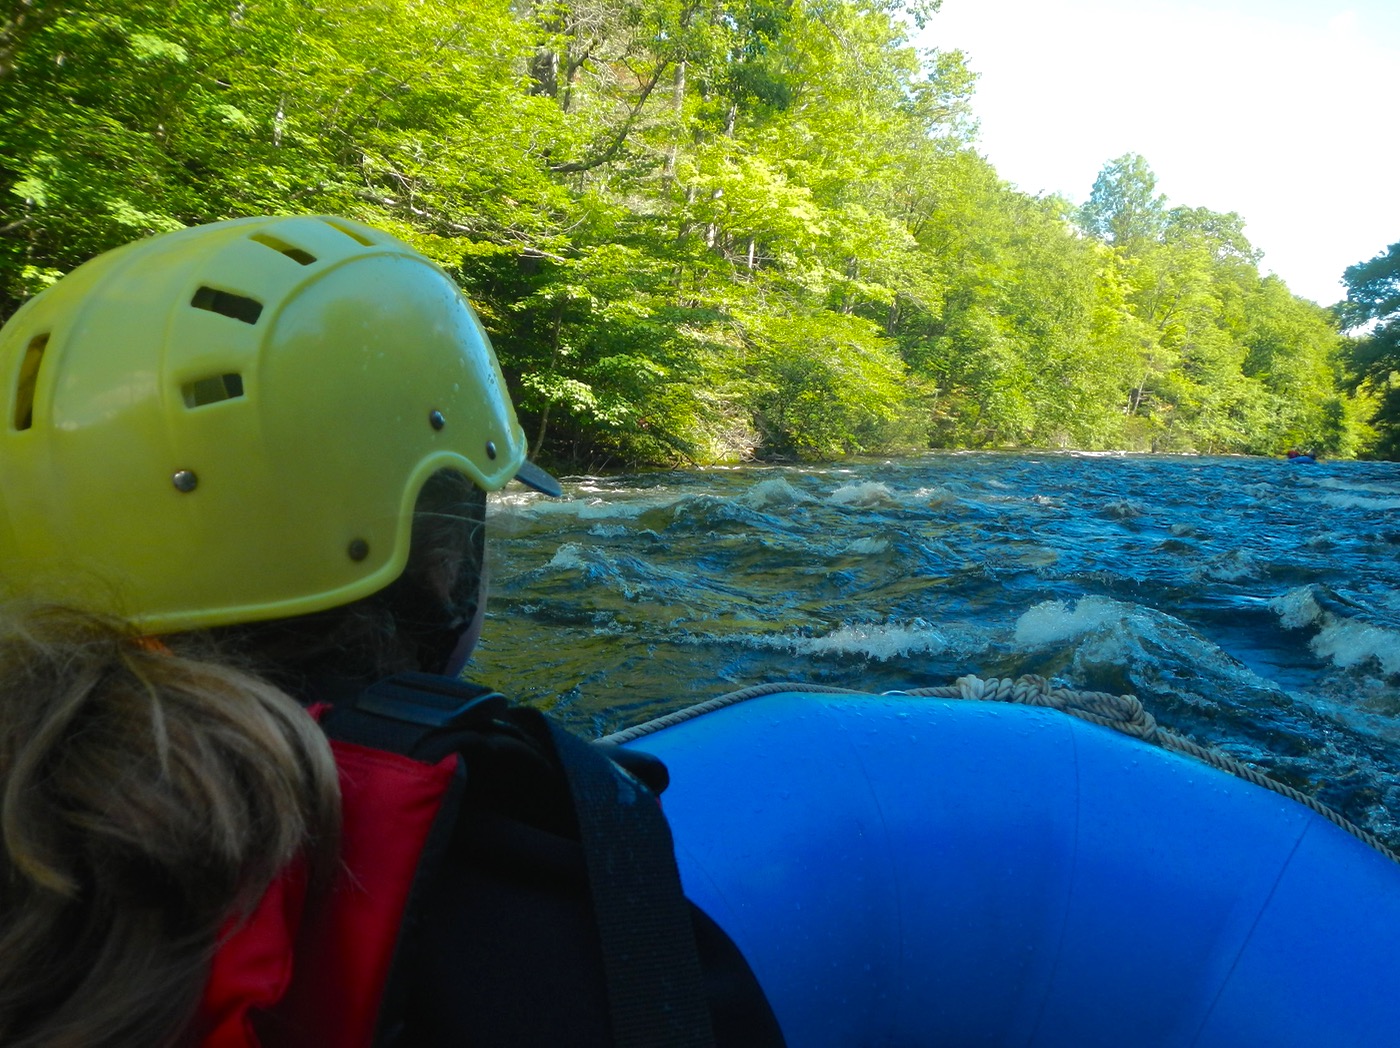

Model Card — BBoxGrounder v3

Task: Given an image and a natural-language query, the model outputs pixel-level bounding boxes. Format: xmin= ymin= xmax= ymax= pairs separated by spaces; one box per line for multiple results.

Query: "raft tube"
xmin=625 ymin=692 xmax=1400 ymax=1047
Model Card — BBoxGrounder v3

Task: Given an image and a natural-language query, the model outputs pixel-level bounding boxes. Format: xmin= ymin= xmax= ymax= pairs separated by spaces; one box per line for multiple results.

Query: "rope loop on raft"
xmin=602 ymin=674 xmax=1399 ymax=867
xmin=947 ymin=674 xmax=1160 ymax=740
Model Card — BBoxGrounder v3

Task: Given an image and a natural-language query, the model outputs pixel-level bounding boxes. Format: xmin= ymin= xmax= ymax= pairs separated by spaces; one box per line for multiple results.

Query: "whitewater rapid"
xmin=471 ymin=452 xmax=1400 ymax=850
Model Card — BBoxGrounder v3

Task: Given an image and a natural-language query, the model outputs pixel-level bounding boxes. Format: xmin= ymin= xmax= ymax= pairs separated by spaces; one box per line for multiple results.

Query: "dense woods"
xmin=1 ymin=0 xmax=1390 ymax=464
xmin=1338 ymin=242 xmax=1400 ymax=459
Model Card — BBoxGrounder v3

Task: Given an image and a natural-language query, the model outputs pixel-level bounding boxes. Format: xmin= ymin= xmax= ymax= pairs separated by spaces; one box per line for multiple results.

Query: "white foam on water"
xmin=1074 ymin=629 xmax=1132 ymax=667
xmin=786 ymin=621 xmax=948 ymax=660
xmin=1099 ymin=499 xmax=1143 ymax=520
xmin=1311 ymin=475 xmax=1400 ymax=496
xmin=546 ymin=542 xmax=589 ymax=570
xmin=844 ymin=536 xmax=890 ymax=555
xmin=495 ymin=494 xmax=672 ymax=522
xmin=1013 ymin=596 xmax=1286 ymax=706
xmin=1013 ymin=596 xmax=1126 ymax=646
xmin=826 ymin=481 xmax=895 ymax=506
xmin=723 ymin=619 xmax=960 ymax=661
xmin=488 ymin=490 xmax=549 ymax=509
xmin=1312 ymin=618 xmax=1400 ymax=676
xmin=912 ymin=485 xmax=956 ymax=505
xmin=1191 ymin=549 xmax=1261 ymax=583
xmin=584 ymin=498 xmax=670 ymax=520
xmin=587 ymin=524 xmax=631 ymax=538
xmin=1272 ymin=587 xmax=1400 ymax=676
xmin=738 ymin=477 xmax=809 ymax=509
xmin=1316 ymin=493 xmax=1400 ymax=511
xmin=1270 ymin=587 xmax=1322 ymax=629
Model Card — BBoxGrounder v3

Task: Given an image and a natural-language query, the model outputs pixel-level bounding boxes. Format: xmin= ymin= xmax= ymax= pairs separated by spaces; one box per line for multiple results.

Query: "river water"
xmin=469 ymin=452 xmax=1400 ymax=852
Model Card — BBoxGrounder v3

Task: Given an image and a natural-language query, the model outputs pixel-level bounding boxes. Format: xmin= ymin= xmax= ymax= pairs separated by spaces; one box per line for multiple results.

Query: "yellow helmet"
xmin=0 ymin=215 xmax=558 ymax=633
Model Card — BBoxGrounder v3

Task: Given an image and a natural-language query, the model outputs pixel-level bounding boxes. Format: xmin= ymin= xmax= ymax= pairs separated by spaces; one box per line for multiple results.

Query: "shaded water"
xmin=470 ymin=452 xmax=1400 ymax=851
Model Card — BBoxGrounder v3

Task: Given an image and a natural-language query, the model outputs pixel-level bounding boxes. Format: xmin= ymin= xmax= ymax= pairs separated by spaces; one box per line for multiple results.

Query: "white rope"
xmin=602 ymin=674 xmax=1399 ymax=866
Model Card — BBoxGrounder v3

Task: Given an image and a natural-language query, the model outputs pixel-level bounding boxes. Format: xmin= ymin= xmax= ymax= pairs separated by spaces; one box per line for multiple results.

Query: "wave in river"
xmin=475 ymin=452 xmax=1400 ymax=850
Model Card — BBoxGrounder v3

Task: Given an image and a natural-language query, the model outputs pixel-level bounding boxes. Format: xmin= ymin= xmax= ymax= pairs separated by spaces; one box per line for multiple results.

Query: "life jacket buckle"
xmin=353 ymin=671 xmax=507 ymax=728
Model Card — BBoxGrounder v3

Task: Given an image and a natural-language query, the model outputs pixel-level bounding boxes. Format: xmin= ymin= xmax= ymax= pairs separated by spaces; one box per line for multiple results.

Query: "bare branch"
xmin=549 ymin=59 xmax=668 ymax=175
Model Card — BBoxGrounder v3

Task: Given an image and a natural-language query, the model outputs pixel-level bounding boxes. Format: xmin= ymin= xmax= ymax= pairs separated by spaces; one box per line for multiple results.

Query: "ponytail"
xmin=0 ymin=605 xmax=340 ymax=1047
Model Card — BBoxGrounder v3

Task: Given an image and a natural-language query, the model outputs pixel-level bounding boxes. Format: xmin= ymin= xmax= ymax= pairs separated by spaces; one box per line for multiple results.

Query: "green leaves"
xmin=739 ymin=308 xmax=918 ymax=457
xmin=0 ymin=0 xmax=1367 ymax=459
xmin=1063 ymin=154 xmax=1370 ymax=455
xmin=126 ymin=32 xmax=188 ymax=63
xmin=1078 ymin=153 xmax=1168 ymax=249
xmin=1339 ymin=241 xmax=1400 ymax=457
xmin=10 ymin=176 xmax=46 ymax=207
xmin=1340 ymin=242 xmax=1400 ymax=331
xmin=105 ymin=199 xmax=184 ymax=233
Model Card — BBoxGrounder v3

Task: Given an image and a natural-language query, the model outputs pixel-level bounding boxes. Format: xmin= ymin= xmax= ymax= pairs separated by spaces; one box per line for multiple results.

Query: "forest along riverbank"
xmin=469 ymin=451 xmax=1400 ymax=852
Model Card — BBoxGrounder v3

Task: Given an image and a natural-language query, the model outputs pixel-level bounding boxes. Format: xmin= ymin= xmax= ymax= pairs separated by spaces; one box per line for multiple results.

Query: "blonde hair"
xmin=0 ymin=605 xmax=340 ymax=1047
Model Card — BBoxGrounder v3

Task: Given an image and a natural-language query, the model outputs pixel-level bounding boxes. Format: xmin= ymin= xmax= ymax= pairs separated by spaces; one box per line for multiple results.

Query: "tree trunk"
xmin=534 ymin=298 xmax=567 ymax=454
xmin=664 ymin=60 xmax=686 ymax=185
xmin=529 ymin=49 xmax=560 ymax=98
xmin=705 ymin=104 xmax=738 ymax=251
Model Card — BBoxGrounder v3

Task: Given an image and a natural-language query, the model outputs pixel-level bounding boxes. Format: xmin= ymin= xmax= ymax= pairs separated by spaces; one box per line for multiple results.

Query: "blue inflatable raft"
xmin=621 ymin=691 xmax=1400 ymax=1047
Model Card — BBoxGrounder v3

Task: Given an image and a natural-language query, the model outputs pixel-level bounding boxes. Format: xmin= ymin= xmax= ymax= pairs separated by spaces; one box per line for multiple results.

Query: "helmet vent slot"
xmin=182 ymin=373 xmax=245 ymax=408
xmin=322 ymin=219 xmax=374 ymax=247
xmin=191 ymin=286 xmax=263 ymax=325
xmin=11 ymin=333 xmax=48 ymax=431
xmin=251 ymin=233 xmax=317 ymax=266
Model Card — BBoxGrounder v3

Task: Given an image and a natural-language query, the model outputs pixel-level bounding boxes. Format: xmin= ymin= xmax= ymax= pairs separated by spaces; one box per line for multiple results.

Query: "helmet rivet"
xmin=485 ymin=440 xmax=498 ymax=460
xmin=347 ymin=538 xmax=370 ymax=562
xmin=172 ymin=470 xmax=198 ymax=493
xmin=429 ymin=409 xmax=446 ymax=431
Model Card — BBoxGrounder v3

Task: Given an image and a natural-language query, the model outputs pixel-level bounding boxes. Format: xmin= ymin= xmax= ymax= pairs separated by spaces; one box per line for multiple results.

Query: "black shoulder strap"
xmin=317 ymin=670 xmax=508 ymax=758
xmin=526 ymin=708 xmax=717 ymax=1048
xmin=320 ymin=674 xmax=717 ymax=1048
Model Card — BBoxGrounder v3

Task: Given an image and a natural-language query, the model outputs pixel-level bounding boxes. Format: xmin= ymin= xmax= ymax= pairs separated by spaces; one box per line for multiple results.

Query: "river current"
xmin=469 ymin=452 xmax=1400 ymax=852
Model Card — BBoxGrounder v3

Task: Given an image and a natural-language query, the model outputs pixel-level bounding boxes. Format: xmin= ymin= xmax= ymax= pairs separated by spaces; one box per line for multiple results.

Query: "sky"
xmin=921 ymin=0 xmax=1400 ymax=306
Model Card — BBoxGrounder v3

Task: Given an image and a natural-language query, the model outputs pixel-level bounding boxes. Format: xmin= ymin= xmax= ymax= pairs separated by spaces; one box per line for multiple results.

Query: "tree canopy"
xmin=0 ymin=2 xmax=1380 ymax=464
xmin=1337 ymin=242 xmax=1400 ymax=457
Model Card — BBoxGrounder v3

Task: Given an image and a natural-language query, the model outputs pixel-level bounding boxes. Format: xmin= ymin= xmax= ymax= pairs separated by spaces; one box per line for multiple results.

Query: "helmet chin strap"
xmin=383 ymin=528 xmax=488 ymax=676
xmin=441 ymin=592 xmax=488 ymax=677
xmin=384 ymin=588 xmax=478 ymax=676
xmin=381 ymin=474 xmax=490 ymax=676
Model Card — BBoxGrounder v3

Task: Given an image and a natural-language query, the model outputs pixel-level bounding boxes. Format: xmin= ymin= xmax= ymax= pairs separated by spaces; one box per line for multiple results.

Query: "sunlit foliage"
xmin=0 ymin=4 xmax=1372 ymax=463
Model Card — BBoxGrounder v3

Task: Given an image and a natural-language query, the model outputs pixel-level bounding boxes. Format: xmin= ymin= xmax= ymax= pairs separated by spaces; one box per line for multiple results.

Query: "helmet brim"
xmin=514 ymin=459 xmax=563 ymax=497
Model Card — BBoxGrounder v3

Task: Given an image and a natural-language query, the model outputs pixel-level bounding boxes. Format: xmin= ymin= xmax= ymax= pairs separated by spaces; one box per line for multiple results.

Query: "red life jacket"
xmin=191 ymin=673 xmax=732 ymax=1048
xmin=195 ymin=707 xmax=459 ymax=1048
xmin=190 ymin=671 xmax=767 ymax=1046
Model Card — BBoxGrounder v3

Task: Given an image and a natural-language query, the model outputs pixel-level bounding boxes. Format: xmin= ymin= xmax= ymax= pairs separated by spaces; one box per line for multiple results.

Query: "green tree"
xmin=0 ymin=0 xmax=1363 ymax=465
xmin=907 ymin=150 xmax=1133 ymax=449
xmin=1078 ymin=153 xmax=1167 ymax=251
xmin=1338 ymin=241 xmax=1400 ymax=457
xmin=1242 ymin=276 xmax=1354 ymax=455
